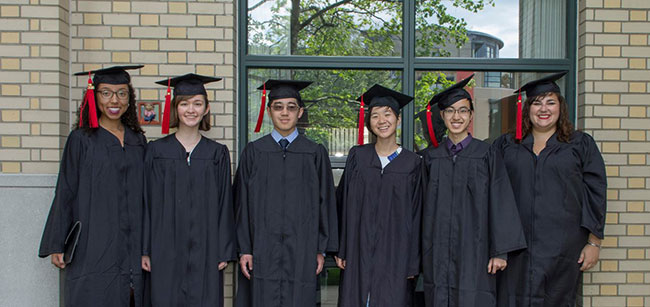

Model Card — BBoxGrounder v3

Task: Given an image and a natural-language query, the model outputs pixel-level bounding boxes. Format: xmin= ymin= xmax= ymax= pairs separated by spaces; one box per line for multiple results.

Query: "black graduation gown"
xmin=421 ymin=138 xmax=527 ymax=307
xmin=234 ymin=134 xmax=338 ymax=307
xmin=38 ymin=127 xmax=146 ymax=307
xmin=492 ymin=132 xmax=607 ymax=307
xmin=336 ymin=144 xmax=423 ymax=307
xmin=143 ymin=135 xmax=236 ymax=307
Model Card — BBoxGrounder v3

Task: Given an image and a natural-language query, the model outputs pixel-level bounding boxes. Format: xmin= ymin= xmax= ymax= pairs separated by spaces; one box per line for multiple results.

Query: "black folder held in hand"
xmin=64 ymin=221 xmax=82 ymax=264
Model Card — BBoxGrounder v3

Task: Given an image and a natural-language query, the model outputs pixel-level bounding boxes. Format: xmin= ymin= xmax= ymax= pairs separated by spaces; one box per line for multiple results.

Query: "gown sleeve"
xmin=487 ymin=145 xmax=527 ymax=257
xmin=334 ymin=147 xmax=357 ymax=260
xmin=215 ymin=146 xmax=237 ymax=262
xmin=578 ymin=133 xmax=608 ymax=239
xmin=142 ymin=143 xmax=154 ymax=256
xmin=234 ymin=144 xmax=253 ymax=255
xmin=38 ymin=131 xmax=83 ymax=257
xmin=407 ymin=157 xmax=424 ymax=277
xmin=317 ymin=144 xmax=338 ymax=254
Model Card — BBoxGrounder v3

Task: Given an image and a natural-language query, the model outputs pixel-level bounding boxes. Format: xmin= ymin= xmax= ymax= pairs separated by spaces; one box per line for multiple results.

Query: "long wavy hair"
xmin=517 ymin=92 xmax=574 ymax=143
xmin=74 ymin=83 xmax=144 ymax=134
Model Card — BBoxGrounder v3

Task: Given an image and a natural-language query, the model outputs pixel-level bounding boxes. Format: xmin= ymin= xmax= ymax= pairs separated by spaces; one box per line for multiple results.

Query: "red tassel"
xmin=80 ymin=72 xmax=98 ymax=128
xmin=516 ymin=90 xmax=522 ymax=140
xmin=254 ymin=84 xmax=266 ymax=133
xmin=161 ymin=78 xmax=172 ymax=134
xmin=357 ymin=95 xmax=365 ymax=145
xmin=426 ymin=104 xmax=439 ymax=148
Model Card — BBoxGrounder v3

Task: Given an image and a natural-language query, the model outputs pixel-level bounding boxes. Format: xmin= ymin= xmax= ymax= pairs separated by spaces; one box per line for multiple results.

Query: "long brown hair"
xmin=74 ymin=83 xmax=144 ymax=134
xmin=170 ymin=94 xmax=211 ymax=131
xmin=518 ymin=92 xmax=574 ymax=143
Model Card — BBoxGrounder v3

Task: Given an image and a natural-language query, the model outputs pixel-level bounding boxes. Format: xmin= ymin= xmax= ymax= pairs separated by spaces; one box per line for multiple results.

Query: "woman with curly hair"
xmin=38 ymin=65 xmax=148 ymax=307
xmin=493 ymin=72 xmax=607 ymax=307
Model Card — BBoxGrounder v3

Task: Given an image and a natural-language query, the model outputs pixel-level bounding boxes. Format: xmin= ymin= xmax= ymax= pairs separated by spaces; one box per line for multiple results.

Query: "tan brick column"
xmin=578 ymin=0 xmax=650 ymax=306
xmin=0 ymin=0 xmax=71 ymax=174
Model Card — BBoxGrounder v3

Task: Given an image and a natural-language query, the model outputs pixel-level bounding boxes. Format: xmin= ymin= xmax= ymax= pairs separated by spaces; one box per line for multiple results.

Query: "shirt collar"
xmin=446 ymin=133 xmax=472 ymax=154
xmin=271 ymin=128 xmax=299 ymax=144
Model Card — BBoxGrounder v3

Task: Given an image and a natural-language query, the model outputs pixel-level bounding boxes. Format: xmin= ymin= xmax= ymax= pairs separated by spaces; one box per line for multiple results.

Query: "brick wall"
xmin=1 ymin=0 xmax=237 ymax=305
xmin=0 ymin=0 xmax=70 ymax=174
xmin=70 ymin=0 xmax=237 ymax=152
xmin=578 ymin=0 xmax=650 ymax=306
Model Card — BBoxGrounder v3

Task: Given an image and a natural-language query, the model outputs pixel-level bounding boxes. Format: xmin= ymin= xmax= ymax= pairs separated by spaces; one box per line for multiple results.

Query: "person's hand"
xmin=334 ymin=256 xmax=346 ymax=270
xmin=316 ymin=254 xmax=325 ymax=275
xmin=579 ymin=234 xmax=601 ymax=271
xmin=141 ymin=256 xmax=151 ymax=272
xmin=487 ymin=257 xmax=507 ymax=274
xmin=218 ymin=262 xmax=228 ymax=271
xmin=50 ymin=253 xmax=65 ymax=269
xmin=407 ymin=276 xmax=415 ymax=279
xmin=240 ymin=254 xmax=253 ymax=279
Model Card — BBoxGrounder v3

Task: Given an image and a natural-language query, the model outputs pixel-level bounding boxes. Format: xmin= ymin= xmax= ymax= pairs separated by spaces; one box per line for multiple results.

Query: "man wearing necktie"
xmin=234 ymin=80 xmax=338 ymax=307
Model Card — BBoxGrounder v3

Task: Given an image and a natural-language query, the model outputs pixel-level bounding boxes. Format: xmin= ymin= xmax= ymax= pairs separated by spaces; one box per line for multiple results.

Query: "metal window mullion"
xmin=566 ymin=0 xmax=578 ymax=124
xmin=401 ymin=0 xmax=415 ymax=151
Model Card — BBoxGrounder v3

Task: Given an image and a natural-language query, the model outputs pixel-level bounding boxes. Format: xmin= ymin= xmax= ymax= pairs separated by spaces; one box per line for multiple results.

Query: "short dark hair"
xmin=170 ymin=94 xmax=211 ymax=131
xmin=364 ymin=105 xmax=399 ymax=137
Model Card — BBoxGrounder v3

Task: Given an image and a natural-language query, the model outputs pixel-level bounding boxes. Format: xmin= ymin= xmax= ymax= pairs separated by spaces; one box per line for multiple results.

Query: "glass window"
xmin=415 ymin=0 xmax=566 ymax=58
xmin=247 ymin=0 xmax=403 ymax=56
xmin=247 ymin=68 xmax=402 ymax=156
xmin=413 ymin=70 xmax=567 ymax=151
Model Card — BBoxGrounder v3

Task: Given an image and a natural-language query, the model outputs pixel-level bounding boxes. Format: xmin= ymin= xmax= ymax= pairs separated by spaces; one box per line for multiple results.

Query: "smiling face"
xmin=369 ymin=106 xmax=400 ymax=140
xmin=440 ymin=98 xmax=473 ymax=136
xmin=176 ymin=94 xmax=209 ymax=129
xmin=529 ymin=92 xmax=560 ymax=133
xmin=96 ymin=83 xmax=130 ymax=122
xmin=267 ymin=98 xmax=303 ymax=136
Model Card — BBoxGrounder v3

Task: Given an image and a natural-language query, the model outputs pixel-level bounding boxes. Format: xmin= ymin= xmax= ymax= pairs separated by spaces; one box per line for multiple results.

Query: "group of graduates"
xmin=38 ymin=65 xmax=607 ymax=307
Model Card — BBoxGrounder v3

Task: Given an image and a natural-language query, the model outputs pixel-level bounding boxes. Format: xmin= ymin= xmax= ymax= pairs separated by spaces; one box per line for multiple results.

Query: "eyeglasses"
xmin=270 ymin=104 xmax=300 ymax=112
xmin=98 ymin=89 xmax=129 ymax=100
xmin=442 ymin=107 xmax=471 ymax=117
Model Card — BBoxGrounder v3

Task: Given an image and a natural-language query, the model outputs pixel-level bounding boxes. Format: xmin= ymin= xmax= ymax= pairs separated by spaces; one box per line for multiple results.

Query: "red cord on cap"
xmin=79 ymin=71 xmax=98 ymax=128
xmin=357 ymin=95 xmax=365 ymax=145
xmin=426 ymin=104 xmax=439 ymax=148
xmin=254 ymin=83 xmax=266 ymax=133
xmin=161 ymin=78 xmax=172 ymax=134
xmin=516 ymin=90 xmax=522 ymax=140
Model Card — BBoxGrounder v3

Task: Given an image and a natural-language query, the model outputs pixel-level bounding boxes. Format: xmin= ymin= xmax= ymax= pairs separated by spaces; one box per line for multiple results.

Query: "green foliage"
xmin=247 ymin=0 xmax=493 ymax=148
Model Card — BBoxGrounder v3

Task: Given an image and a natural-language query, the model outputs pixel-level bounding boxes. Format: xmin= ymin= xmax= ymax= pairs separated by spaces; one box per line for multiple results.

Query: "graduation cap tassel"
xmin=254 ymin=83 xmax=266 ymax=133
xmin=161 ymin=78 xmax=172 ymax=134
xmin=80 ymin=72 xmax=99 ymax=128
xmin=515 ymin=90 xmax=523 ymax=140
xmin=426 ymin=104 xmax=439 ymax=148
xmin=357 ymin=95 xmax=365 ymax=145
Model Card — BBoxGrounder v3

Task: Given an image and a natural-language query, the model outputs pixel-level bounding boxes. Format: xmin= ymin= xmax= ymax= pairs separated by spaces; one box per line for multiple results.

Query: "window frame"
xmin=237 ymin=0 xmax=578 ymax=154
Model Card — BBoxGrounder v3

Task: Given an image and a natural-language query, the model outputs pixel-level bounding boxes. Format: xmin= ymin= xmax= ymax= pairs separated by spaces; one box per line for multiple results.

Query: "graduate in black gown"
xmin=234 ymin=80 xmax=338 ymax=307
xmin=421 ymin=74 xmax=527 ymax=307
xmin=38 ymin=65 xmax=147 ymax=307
xmin=493 ymin=72 xmax=607 ymax=307
xmin=141 ymin=74 xmax=236 ymax=306
xmin=336 ymin=85 xmax=424 ymax=307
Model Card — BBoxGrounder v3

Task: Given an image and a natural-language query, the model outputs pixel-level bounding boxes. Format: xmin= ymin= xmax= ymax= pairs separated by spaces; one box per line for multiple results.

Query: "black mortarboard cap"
xmin=416 ymin=108 xmax=445 ymax=148
xmin=429 ymin=74 xmax=474 ymax=109
xmin=257 ymin=79 xmax=312 ymax=106
xmin=356 ymin=84 xmax=413 ymax=114
xmin=515 ymin=71 xmax=567 ymax=98
xmin=155 ymin=73 xmax=222 ymax=96
xmin=74 ymin=65 xmax=144 ymax=85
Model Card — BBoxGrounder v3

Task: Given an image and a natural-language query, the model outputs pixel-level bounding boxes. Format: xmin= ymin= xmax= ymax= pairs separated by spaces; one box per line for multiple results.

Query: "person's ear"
xmin=297 ymin=107 xmax=304 ymax=119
